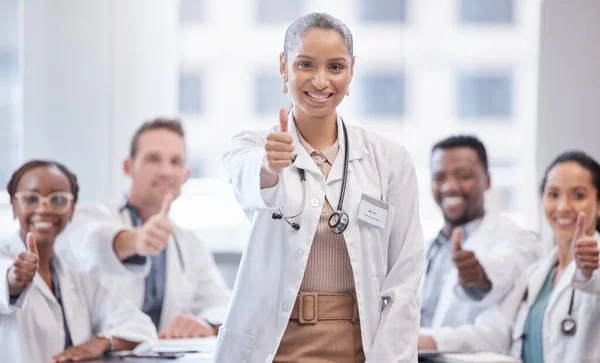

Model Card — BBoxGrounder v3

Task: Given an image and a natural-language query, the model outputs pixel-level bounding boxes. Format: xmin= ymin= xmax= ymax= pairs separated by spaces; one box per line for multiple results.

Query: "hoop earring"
xmin=282 ymin=82 xmax=288 ymax=94
xmin=345 ymin=87 xmax=350 ymax=96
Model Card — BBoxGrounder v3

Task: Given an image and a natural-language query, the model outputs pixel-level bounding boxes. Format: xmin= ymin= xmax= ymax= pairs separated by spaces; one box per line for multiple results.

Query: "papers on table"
xmin=429 ymin=352 xmax=521 ymax=363
xmin=150 ymin=336 xmax=218 ymax=353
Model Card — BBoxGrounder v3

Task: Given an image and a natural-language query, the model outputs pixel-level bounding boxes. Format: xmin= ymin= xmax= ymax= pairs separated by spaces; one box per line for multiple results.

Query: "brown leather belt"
xmin=289 ymin=292 xmax=359 ymax=325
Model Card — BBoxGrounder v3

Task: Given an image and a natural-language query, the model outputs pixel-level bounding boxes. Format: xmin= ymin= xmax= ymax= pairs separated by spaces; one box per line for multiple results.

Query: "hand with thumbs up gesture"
xmin=572 ymin=212 xmax=600 ymax=279
xmin=451 ymin=228 xmax=492 ymax=290
xmin=7 ymin=232 xmax=39 ymax=297
xmin=131 ymin=193 xmax=175 ymax=257
xmin=264 ymin=107 xmax=295 ymax=173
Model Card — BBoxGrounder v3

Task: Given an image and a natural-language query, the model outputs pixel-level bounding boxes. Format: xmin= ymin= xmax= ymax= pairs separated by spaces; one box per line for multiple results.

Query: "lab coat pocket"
xmin=360 ymin=205 xmax=395 ymax=277
xmin=215 ymin=327 xmax=255 ymax=363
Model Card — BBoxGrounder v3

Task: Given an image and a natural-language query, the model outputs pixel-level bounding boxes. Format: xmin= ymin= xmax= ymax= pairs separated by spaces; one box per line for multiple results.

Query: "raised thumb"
xmin=26 ymin=232 xmax=38 ymax=255
xmin=451 ymin=228 xmax=463 ymax=252
xmin=279 ymin=107 xmax=289 ymax=133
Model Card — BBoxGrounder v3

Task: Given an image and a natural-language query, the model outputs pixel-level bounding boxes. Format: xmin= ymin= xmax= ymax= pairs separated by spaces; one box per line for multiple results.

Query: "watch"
xmin=96 ymin=333 xmax=114 ymax=353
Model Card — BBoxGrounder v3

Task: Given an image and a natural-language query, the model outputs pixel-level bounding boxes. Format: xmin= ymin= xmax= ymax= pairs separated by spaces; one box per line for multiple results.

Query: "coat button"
xmin=282 ymin=303 xmax=289 ymax=312
xmin=310 ymin=198 xmax=320 ymax=207
xmin=295 ymin=249 xmax=304 ymax=258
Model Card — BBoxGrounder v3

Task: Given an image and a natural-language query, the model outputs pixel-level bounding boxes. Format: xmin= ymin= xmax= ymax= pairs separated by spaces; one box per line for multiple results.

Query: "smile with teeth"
xmin=305 ymin=91 xmax=333 ymax=99
xmin=555 ymin=218 xmax=576 ymax=226
xmin=442 ymin=196 xmax=465 ymax=208
xmin=32 ymin=221 xmax=55 ymax=229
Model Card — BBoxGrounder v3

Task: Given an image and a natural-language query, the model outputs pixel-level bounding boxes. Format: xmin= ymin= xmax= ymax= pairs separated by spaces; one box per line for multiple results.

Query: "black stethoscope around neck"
xmin=520 ymin=286 xmax=577 ymax=336
xmin=271 ymin=117 xmax=350 ymax=234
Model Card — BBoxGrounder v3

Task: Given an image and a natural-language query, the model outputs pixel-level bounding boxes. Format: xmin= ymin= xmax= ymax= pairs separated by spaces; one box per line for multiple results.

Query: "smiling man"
xmin=56 ymin=118 xmax=231 ymax=338
xmin=420 ymin=135 xmax=540 ymax=328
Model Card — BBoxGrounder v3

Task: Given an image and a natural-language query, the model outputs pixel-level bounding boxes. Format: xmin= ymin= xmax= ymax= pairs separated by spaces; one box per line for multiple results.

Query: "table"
xmin=93 ymin=353 xmax=212 ymax=362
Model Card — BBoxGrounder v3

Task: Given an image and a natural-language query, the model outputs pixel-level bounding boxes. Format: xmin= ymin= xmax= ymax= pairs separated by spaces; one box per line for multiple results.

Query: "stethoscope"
xmin=271 ymin=117 xmax=350 ymax=234
xmin=119 ymin=200 xmax=186 ymax=273
xmin=520 ymin=287 xmax=577 ymax=336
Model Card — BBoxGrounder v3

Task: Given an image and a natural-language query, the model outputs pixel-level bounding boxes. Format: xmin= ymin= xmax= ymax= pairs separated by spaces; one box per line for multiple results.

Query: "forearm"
xmin=113 ymin=337 xmax=140 ymax=352
xmin=260 ymin=166 xmax=279 ymax=189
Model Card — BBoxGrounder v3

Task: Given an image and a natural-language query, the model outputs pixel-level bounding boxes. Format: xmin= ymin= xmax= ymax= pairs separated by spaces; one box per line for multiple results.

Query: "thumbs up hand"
xmin=264 ymin=107 xmax=295 ymax=175
xmin=451 ymin=227 xmax=491 ymax=289
xmin=572 ymin=212 xmax=600 ymax=279
xmin=132 ymin=193 xmax=175 ymax=256
xmin=7 ymin=232 xmax=39 ymax=297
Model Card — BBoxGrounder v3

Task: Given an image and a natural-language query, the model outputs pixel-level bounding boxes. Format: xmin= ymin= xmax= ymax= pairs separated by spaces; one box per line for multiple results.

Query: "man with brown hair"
xmin=57 ymin=118 xmax=231 ymax=339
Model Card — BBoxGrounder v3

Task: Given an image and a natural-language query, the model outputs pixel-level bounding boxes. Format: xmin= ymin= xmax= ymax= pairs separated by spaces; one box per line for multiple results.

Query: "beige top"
xmin=296 ymin=130 xmax=356 ymax=294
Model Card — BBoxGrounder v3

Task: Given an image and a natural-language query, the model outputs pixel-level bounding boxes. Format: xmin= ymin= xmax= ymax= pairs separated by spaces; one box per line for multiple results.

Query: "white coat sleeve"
xmin=367 ymin=147 xmax=425 ymax=363
xmin=81 ymin=271 xmax=157 ymax=344
xmin=222 ymin=130 xmax=288 ymax=211
xmin=184 ymin=231 xmax=231 ymax=324
xmin=572 ymin=268 xmax=600 ymax=294
xmin=58 ymin=203 xmax=149 ymax=275
xmin=430 ymin=275 xmax=526 ymax=354
xmin=0 ymin=251 xmax=32 ymax=314
xmin=454 ymin=228 xmax=541 ymax=307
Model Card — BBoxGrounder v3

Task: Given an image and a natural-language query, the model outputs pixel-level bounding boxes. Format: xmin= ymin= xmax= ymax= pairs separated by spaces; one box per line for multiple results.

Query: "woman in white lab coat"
xmin=419 ymin=151 xmax=600 ymax=363
xmin=214 ymin=12 xmax=425 ymax=363
xmin=0 ymin=160 xmax=156 ymax=363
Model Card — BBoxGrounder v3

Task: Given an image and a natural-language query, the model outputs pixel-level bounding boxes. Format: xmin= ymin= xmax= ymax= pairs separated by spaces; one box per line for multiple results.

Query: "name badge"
xmin=358 ymin=194 xmax=388 ymax=229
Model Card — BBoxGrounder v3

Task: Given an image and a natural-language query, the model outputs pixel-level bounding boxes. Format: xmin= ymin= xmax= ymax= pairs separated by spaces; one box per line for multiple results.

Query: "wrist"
xmin=96 ymin=334 xmax=114 ymax=353
xmin=260 ymin=160 xmax=280 ymax=189
xmin=7 ymin=270 xmax=24 ymax=297
xmin=113 ymin=230 xmax=137 ymax=260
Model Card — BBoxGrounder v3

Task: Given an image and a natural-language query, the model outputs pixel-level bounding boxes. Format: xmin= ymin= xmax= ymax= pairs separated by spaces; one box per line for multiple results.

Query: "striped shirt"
xmin=297 ymin=131 xmax=355 ymax=294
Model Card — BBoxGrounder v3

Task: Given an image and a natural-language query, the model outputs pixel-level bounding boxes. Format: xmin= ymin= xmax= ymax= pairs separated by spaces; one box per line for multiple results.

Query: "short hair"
xmin=7 ymin=160 xmax=80 ymax=203
xmin=283 ymin=12 xmax=353 ymax=63
xmin=431 ymin=135 xmax=489 ymax=172
xmin=130 ymin=118 xmax=185 ymax=158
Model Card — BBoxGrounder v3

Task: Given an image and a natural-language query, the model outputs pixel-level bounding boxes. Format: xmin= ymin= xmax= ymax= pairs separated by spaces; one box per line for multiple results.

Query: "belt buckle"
xmin=298 ymin=292 xmax=319 ymax=324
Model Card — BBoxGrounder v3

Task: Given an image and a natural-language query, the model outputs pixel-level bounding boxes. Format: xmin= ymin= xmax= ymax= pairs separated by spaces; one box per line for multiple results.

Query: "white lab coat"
xmin=423 ymin=212 xmax=541 ymax=328
xmin=0 ymin=234 xmax=157 ymax=363
xmin=429 ymin=232 xmax=600 ymax=363
xmin=54 ymin=200 xmax=231 ymax=331
xmin=214 ymin=115 xmax=426 ymax=363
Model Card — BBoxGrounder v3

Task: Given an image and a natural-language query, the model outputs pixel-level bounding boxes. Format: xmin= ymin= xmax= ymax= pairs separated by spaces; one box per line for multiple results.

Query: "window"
xmin=177 ymin=1 xmax=541 ymax=251
xmin=0 ymin=0 xmax=21 ymax=240
xmin=254 ymin=72 xmax=291 ymax=116
xmin=188 ymin=158 xmax=206 ymax=179
xmin=179 ymin=71 xmax=202 ymax=115
xmin=459 ymin=0 xmax=514 ymax=25
xmin=458 ymin=73 xmax=512 ymax=118
xmin=257 ymin=0 xmax=304 ymax=24
xmin=359 ymin=74 xmax=405 ymax=117
xmin=360 ymin=0 xmax=408 ymax=23
xmin=179 ymin=0 xmax=204 ymax=25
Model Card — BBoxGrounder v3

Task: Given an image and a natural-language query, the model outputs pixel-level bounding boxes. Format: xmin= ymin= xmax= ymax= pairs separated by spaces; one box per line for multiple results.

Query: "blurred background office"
xmin=1 ymin=0 xmax=599 ymax=287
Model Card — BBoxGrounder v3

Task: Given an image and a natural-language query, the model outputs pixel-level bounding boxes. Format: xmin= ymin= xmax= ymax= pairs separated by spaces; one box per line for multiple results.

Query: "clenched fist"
xmin=264 ymin=107 xmax=295 ymax=175
xmin=451 ymin=228 xmax=491 ymax=289
xmin=572 ymin=212 xmax=600 ymax=279
xmin=131 ymin=193 xmax=175 ymax=256
xmin=7 ymin=232 xmax=39 ymax=297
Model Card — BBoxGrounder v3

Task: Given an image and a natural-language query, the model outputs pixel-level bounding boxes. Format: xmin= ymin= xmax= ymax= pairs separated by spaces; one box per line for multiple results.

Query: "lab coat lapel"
xmin=460 ymin=212 xmax=496 ymax=251
xmin=430 ymin=269 xmax=458 ymax=327
xmin=53 ymin=256 xmax=90 ymax=345
xmin=159 ymin=234 xmax=187 ymax=331
xmin=287 ymin=115 xmax=321 ymax=177
xmin=546 ymin=258 xmax=576 ymax=314
xmin=327 ymin=115 xmax=368 ymax=186
xmin=526 ymin=249 xmax=559 ymax=307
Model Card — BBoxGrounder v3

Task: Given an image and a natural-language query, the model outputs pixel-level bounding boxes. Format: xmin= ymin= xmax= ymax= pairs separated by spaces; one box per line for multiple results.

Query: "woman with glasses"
xmin=0 ymin=160 xmax=157 ymax=363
